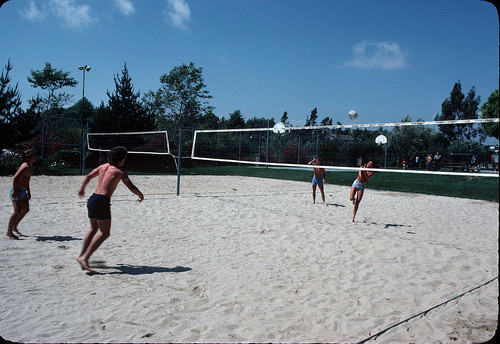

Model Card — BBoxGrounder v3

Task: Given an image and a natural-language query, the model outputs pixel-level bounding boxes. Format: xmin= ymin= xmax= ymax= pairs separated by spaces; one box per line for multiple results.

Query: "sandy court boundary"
xmin=0 ymin=174 xmax=498 ymax=343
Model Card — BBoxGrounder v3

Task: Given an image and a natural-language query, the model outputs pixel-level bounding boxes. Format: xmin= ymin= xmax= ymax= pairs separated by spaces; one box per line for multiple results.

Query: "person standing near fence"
xmin=426 ymin=153 xmax=433 ymax=171
xmin=433 ymin=152 xmax=442 ymax=171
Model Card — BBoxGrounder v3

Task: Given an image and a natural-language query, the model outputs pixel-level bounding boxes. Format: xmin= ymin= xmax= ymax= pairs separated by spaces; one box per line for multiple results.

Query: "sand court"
xmin=0 ymin=174 xmax=498 ymax=342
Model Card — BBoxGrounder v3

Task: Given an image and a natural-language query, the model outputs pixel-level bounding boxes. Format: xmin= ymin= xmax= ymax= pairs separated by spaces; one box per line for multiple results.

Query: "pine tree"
xmin=0 ymin=59 xmax=23 ymax=150
xmin=435 ymin=81 xmax=480 ymax=142
xmin=92 ymin=63 xmax=154 ymax=132
xmin=0 ymin=59 xmax=22 ymax=123
xmin=305 ymin=107 xmax=318 ymax=126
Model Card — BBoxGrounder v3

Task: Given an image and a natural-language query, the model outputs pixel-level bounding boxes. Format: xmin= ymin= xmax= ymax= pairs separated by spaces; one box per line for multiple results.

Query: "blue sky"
xmin=1 ymin=0 xmax=498 ymax=127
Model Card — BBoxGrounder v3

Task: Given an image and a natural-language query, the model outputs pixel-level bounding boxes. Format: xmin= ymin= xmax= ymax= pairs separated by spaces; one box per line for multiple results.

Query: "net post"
xmin=266 ymin=121 xmax=269 ymax=167
xmin=176 ymin=128 xmax=183 ymax=196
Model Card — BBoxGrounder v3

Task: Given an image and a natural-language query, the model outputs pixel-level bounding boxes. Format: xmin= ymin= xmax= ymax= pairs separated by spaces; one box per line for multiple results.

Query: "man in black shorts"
xmin=76 ymin=146 xmax=144 ymax=272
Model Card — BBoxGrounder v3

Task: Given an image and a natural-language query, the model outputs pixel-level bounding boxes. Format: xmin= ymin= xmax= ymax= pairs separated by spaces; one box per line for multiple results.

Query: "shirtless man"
xmin=350 ymin=161 xmax=380 ymax=222
xmin=76 ymin=146 xmax=144 ymax=272
xmin=7 ymin=148 xmax=36 ymax=239
xmin=308 ymin=157 xmax=327 ymax=206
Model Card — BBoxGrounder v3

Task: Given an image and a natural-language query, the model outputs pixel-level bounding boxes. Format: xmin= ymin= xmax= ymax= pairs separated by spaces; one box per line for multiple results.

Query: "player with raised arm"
xmin=76 ymin=146 xmax=144 ymax=273
xmin=308 ymin=157 xmax=327 ymax=206
xmin=350 ymin=161 xmax=380 ymax=222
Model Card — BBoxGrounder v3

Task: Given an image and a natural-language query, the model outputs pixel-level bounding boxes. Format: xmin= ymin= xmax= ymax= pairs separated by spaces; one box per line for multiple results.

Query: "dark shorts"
xmin=87 ymin=193 xmax=111 ymax=220
xmin=10 ymin=187 xmax=29 ymax=201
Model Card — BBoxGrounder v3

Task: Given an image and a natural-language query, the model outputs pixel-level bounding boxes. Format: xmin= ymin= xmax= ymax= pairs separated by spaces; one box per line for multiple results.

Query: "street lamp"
xmin=78 ymin=65 xmax=91 ymax=175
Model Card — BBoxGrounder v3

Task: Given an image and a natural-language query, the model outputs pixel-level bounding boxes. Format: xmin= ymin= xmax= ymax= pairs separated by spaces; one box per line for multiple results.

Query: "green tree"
xmin=320 ymin=117 xmax=332 ymax=126
xmin=144 ymin=62 xmax=213 ymax=128
xmin=0 ymin=59 xmax=23 ymax=149
xmin=458 ymin=87 xmax=481 ymax=140
xmin=198 ymin=109 xmax=221 ymax=129
xmin=435 ymin=81 xmax=480 ymax=142
xmin=246 ymin=116 xmax=273 ymax=128
xmin=388 ymin=116 xmax=437 ymax=164
xmin=91 ymin=63 xmax=154 ymax=132
xmin=280 ymin=111 xmax=289 ymax=126
xmin=225 ymin=110 xmax=245 ymax=129
xmin=27 ymin=62 xmax=77 ymax=114
xmin=305 ymin=107 xmax=318 ymax=126
xmin=480 ymin=89 xmax=499 ymax=140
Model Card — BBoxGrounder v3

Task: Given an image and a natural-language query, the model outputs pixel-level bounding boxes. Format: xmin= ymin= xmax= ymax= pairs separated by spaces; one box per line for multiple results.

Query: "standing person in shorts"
xmin=350 ymin=161 xmax=380 ymax=222
xmin=7 ymin=148 xmax=36 ymax=239
xmin=308 ymin=157 xmax=327 ymax=206
xmin=76 ymin=146 xmax=144 ymax=272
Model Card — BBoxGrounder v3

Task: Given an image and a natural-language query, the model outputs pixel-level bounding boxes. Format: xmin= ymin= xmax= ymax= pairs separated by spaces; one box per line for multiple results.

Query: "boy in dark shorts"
xmin=76 ymin=146 xmax=144 ymax=272
xmin=7 ymin=148 xmax=36 ymax=239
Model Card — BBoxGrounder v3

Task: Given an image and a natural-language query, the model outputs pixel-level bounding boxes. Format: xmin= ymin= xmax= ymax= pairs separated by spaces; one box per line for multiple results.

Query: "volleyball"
xmin=348 ymin=110 xmax=358 ymax=120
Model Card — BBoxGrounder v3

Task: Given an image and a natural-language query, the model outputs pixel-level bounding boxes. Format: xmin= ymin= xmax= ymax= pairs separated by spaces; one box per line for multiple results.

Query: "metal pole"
xmin=81 ymin=69 xmax=85 ymax=175
xmin=176 ymin=129 xmax=183 ymax=196
xmin=258 ymin=132 xmax=261 ymax=162
xmin=298 ymin=134 xmax=301 ymax=164
xmin=384 ymin=143 xmax=387 ymax=168
xmin=216 ymin=132 xmax=219 ymax=167
xmin=41 ymin=115 xmax=45 ymax=158
xmin=266 ymin=121 xmax=269 ymax=167
xmin=316 ymin=132 xmax=319 ymax=157
xmin=84 ymin=119 xmax=88 ymax=172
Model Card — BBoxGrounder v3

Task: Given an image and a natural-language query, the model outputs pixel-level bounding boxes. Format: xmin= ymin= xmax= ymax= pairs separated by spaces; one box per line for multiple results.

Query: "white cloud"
xmin=344 ymin=41 xmax=407 ymax=70
xmin=164 ymin=0 xmax=191 ymax=30
xmin=48 ymin=0 xmax=93 ymax=29
xmin=20 ymin=1 xmax=48 ymax=21
xmin=114 ymin=0 xmax=135 ymax=16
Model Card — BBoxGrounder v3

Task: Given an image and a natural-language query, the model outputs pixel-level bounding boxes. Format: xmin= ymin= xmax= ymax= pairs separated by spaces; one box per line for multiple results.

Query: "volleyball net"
xmin=87 ymin=131 xmax=171 ymax=155
xmin=191 ymin=119 xmax=499 ymax=178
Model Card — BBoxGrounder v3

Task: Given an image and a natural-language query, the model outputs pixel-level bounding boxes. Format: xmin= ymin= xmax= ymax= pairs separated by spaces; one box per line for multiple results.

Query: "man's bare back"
xmin=78 ymin=163 xmax=143 ymax=201
xmin=92 ymin=164 xmax=127 ymax=197
xmin=14 ymin=162 xmax=33 ymax=187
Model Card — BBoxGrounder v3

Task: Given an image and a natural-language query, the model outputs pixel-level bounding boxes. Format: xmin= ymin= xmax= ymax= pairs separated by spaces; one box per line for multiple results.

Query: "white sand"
xmin=0 ymin=174 xmax=498 ymax=343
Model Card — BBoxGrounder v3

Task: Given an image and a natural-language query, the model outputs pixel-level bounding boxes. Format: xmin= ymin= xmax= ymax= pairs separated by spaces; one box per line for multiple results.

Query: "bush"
xmin=46 ymin=150 xmax=81 ymax=169
xmin=0 ymin=150 xmax=21 ymax=174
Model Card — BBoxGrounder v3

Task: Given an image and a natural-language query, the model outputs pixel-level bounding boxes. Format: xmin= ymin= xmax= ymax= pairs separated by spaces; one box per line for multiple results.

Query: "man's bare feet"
xmin=13 ymin=228 xmax=24 ymax=236
xmin=76 ymin=257 xmax=94 ymax=272
xmin=6 ymin=233 xmax=19 ymax=240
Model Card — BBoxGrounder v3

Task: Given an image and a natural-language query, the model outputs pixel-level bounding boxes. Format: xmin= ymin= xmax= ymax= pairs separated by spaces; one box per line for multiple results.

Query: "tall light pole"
xmin=79 ymin=65 xmax=91 ymax=175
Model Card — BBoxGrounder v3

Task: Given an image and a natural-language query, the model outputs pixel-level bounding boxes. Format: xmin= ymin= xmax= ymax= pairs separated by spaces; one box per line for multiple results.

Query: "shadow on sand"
xmin=88 ymin=264 xmax=192 ymax=276
xmin=36 ymin=235 xmax=81 ymax=242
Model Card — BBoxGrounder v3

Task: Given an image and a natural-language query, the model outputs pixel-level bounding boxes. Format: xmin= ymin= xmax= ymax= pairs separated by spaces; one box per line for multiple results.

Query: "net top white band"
xmin=194 ymin=118 xmax=499 ymax=133
xmin=191 ymin=156 xmax=499 ymax=178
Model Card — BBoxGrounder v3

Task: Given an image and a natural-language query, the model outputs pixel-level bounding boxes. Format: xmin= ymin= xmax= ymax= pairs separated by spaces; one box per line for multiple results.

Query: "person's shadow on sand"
xmin=90 ymin=264 xmax=192 ymax=276
xmin=36 ymin=235 xmax=81 ymax=242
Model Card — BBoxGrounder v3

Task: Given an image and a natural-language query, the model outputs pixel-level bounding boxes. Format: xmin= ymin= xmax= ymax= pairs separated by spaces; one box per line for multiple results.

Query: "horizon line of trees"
xmin=1 ymin=59 xmax=499 ymax=171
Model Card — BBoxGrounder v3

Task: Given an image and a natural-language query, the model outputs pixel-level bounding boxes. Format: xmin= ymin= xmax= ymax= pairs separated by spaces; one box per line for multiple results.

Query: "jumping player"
xmin=350 ymin=161 xmax=380 ymax=222
xmin=76 ymin=146 xmax=144 ymax=272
